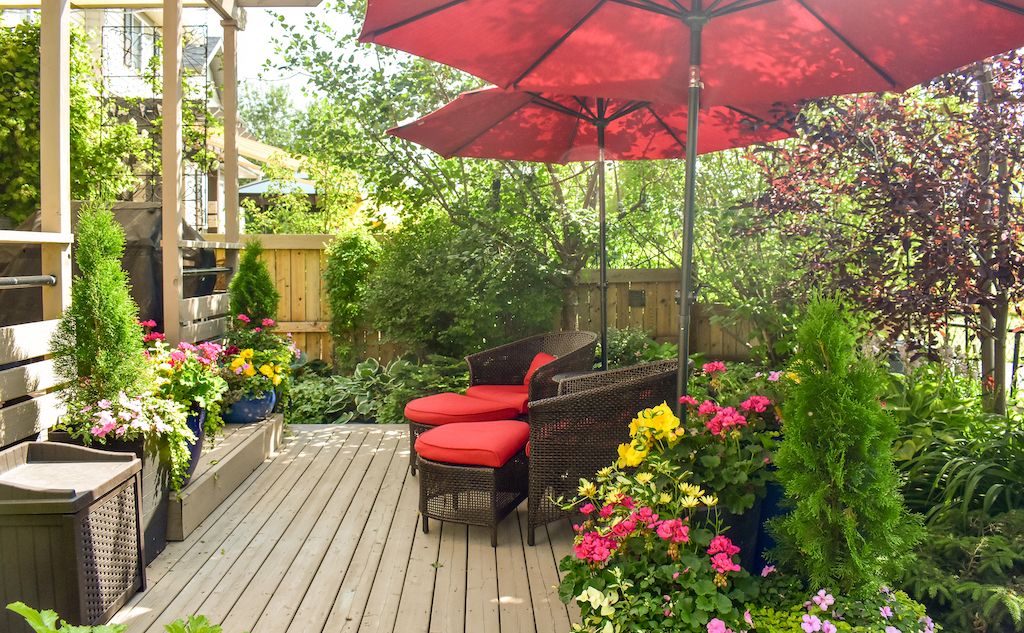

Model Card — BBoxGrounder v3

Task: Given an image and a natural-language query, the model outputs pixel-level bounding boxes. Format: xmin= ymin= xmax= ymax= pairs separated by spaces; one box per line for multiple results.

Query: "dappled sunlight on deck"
xmin=111 ymin=424 xmax=579 ymax=633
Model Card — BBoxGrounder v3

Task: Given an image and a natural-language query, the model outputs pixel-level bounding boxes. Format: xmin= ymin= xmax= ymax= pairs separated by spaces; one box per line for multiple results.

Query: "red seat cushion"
xmin=415 ymin=420 xmax=529 ymax=468
xmin=524 ymin=352 xmax=557 ymax=386
xmin=465 ymin=384 xmax=530 ymax=414
xmin=404 ymin=392 xmax=518 ymax=426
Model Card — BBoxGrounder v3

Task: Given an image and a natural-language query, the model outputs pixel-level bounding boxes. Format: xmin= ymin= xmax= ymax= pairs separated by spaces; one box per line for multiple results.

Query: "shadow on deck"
xmin=112 ymin=425 xmax=580 ymax=633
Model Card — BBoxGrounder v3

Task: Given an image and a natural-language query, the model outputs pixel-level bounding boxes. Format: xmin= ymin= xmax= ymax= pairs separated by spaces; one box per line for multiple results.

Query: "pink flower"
xmin=664 ymin=609 xmax=672 ymax=617
xmin=573 ymin=531 xmax=618 ymax=563
xmin=633 ymin=506 xmax=659 ymax=528
xmin=812 ymin=590 xmax=835 ymax=611
xmin=253 ymin=327 xmax=263 ymax=333
xmin=884 ymin=628 xmax=900 ymax=633
xmin=698 ymin=400 xmax=721 ymax=416
xmin=761 ymin=565 xmax=776 ymax=577
xmin=822 ymin=622 xmax=837 ymax=633
xmin=672 ymin=571 xmax=680 ymax=579
xmin=740 ymin=395 xmax=772 ymax=413
xmin=707 ymin=618 xmax=728 ymax=633
xmin=619 ymin=496 xmax=635 ymax=510
xmin=706 ymin=407 xmax=747 ymax=436
xmin=236 ymin=314 xmax=251 ymax=323
xmin=97 ymin=399 xmax=112 ymax=410
xmin=710 ymin=552 xmax=741 ymax=574
xmin=261 ymin=318 xmax=275 ymax=327
xmin=880 ymin=606 xmax=893 ymax=619
xmin=744 ymin=611 xmax=754 ymax=626
xmin=611 ymin=518 xmax=637 ymax=539
xmin=702 ymin=361 xmax=727 ymax=374
xmin=708 ymin=535 xmax=740 ymax=556
xmin=598 ymin=504 xmax=615 ymax=518
xmin=579 ymin=503 xmax=596 ymax=515
xmin=137 ymin=319 xmax=157 ymax=328
xmin=169 ymin=350 xmax=187 ymax=365
xmin=768 ymin=370 xmax=783 ymax=382
xmin=656 ymin=518 xmax=690 ymax=543
xmin=801 ymin=614 xmax=822 ymax=633
xmin=143 ymin=332 xmax=166 ymax=343
xmin=679 ymin=395 xmax=699 ymax=406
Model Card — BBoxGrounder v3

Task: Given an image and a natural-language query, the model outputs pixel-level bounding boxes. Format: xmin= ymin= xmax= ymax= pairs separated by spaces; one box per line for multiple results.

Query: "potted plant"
xmin=220 ymin=342 xmax=287 ymax=424
xmin=47 ymin=204 xmax=187 ymax=563
xmin=144 ymin=332 xmax=228 ymax=483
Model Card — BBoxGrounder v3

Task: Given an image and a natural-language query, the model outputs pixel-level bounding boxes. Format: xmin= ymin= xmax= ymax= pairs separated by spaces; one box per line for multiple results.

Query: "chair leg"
xmin=422 ymin=514 xmax=429 ymax=534
xmin=490 ymin=525 xmax=497 ymax=548
xmin=527 ymin=525 xmax=536 ymax=547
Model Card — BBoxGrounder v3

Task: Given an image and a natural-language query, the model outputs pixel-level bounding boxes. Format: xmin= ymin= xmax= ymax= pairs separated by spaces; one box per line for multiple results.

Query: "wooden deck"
xmin=112 ymin=425 xmax=580 ymax=633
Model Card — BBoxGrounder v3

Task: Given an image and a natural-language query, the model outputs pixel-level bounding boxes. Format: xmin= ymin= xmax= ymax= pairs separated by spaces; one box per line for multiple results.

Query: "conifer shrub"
xmin=50 ymin=203 xmax=145 ymax=402
xmin=228 ymin=240 xmax=279 ymax=323
xmin=771 ymin=296 xmax=922 ymax=596
xmin=323 ymin=229 xmax=380 ymax=363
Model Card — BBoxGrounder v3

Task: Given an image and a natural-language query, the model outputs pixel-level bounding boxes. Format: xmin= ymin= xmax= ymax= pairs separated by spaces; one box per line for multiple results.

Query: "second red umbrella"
xmin=389 ymin=87 xmax=793 ymax=369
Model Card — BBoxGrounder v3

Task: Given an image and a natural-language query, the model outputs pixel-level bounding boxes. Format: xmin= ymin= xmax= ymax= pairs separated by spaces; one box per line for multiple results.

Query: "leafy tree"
xmin=771 ymin=296 xmax=922 ymax=596
xmin=50 ymin=203 xmax=145 ymax=403
xmin=241 ymin=161 xmax=363 ymax=234
xmin=0 ymin=21 xmax=148 ymax=225
xmin=228 ymin=240 xmax=280 ymax=323
xmin=364 ymin=215 xmax=561 ymax=358
xmin=757 ymin=52 xmax=1024 ymax=412
xmin=324 ymin=228 xmax=380 ymax=362
xmin=239 ymin=82 xmax=299 ymax=150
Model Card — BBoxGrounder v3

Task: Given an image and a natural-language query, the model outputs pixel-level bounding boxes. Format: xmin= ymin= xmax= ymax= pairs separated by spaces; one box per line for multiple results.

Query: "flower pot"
xmin=182 ymin=407 xmax=207 ymax=487
xmin=223 ymin=390 xmax=277 ymax=424
xmin=48 ymin=431 xmax=170 ymax=566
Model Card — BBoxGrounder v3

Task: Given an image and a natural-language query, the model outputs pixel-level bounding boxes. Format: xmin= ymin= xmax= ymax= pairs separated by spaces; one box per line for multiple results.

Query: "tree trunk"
xmin=560 ymin=272 xmax=580 ymax=331
xmin=975 ymin=62 xmax=999 ymax=412
xmin=993 ymin=296 xmax=1009 ymax=414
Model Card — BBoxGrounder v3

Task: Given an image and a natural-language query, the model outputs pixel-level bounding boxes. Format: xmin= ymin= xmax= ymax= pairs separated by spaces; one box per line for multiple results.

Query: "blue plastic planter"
xmin=182 ymin=407 xmax=207 ymax=486
xmin=223 ymin=390 xmax=277 ymax=424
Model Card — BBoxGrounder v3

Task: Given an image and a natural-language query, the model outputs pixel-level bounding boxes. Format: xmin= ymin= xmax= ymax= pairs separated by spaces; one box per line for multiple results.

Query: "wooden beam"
xmin=179 ymin=239 xmax=245 ymax=250
xmin=180 ymin=316 xmax=229 ymax=342
xmin=0 ymin=320 xmax=60 ymax=365
xmin=205 ymin=0 xmax=245 ymax=25
xmin=276 ymin=320 xmax=329 ymax=333
xmin=180 ymin=293 xmax=230 ymax=321
xmin=0 ymin=230 xmax=73 ymax=244
xmin=254 ymin=234 xmax=333 ymax=250
xmin=39 ymin=0 xmax=72 ymax=320
xmin=221 ymin=18 xmax=242 ymax=283
xmin=162 ymin=0 xmax=184 ymax=345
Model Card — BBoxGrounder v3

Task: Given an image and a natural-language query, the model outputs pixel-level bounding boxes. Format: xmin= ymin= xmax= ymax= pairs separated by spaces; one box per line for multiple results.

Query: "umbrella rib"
xmin=645 ymin=105 xmax=688 ymax=153
xmin=532 ymin=93 xmax=595 ymax=122
xmin=724 ymin=104 xmax=792 ymax=133
xmin=609 ymin=0 xmax=686 ymax=18
xmin=573 ymin=96 xmax=599 ymax=120
xmin=510 ymin=0 xmax=609 ymax=88
xmin=444 ymin=102 xmax=529 ymax=157
xmin=979 ymin=0 xmax=1024 ymax=15
xmin=362 ymin=0 xmax=469 ymax=38
xmin=607 ymin=100 xmax=650 ymax=121
xmin=795 ymin=0 xmax=897 ymax=89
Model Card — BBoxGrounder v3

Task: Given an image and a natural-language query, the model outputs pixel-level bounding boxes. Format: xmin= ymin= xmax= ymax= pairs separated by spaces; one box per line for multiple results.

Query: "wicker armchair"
xmin=525 ymin=359 xmax=678 ymax=545
xmin=465 ymin=330 xmax=599 ymax=402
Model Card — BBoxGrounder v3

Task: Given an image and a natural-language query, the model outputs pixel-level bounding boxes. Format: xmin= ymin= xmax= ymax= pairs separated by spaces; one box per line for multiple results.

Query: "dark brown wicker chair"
xmin=525 ymin=359 xmax=679 ymax=546
xmin=406 ymin=331 xmax=599 ymax=475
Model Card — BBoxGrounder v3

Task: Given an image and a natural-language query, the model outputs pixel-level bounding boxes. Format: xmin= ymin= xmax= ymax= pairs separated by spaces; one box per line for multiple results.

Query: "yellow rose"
xmin=240 ymin=348 xmax=255 ymax=360
xmin=272 ymin=375 xmax=283 ymax=386
xmin=243 ymin=367 xmax=256 ymax=378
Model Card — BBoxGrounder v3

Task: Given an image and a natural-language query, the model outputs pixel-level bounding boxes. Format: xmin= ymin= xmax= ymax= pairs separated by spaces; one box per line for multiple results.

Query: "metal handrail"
xmin=181 ymin=266 xmax=232 ymax=276
xmin=0 ymin=275 xmax=57 ymax=288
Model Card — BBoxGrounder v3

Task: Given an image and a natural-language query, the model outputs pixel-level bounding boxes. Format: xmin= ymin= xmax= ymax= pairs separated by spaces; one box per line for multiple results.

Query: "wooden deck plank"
xmin=465 ymin=525 xmax=501 ymax=633
xmin=518 ymin=509 xmax=572 ymax=633
xmin=430 ymin=521 xmax=468 ymax=633
xmin=546 ymin=519 xmax=582 ymax=626
xmin=495 ymin=506 xmax=536 ymax=633
xmin=391 ymin=513 xmax=444 ymax=633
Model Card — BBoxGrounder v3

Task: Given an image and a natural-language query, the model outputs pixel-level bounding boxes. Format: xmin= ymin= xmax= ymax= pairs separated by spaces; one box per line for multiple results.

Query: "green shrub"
xmin=364 ymin=216 xmax=561 ymax=358
xmin=228 ymin=240 xmax=279 ymax=323
xmin=601 ymin=326 xmax=678 ymax=368
xmin=324 ymin=230 xmax=380 ymax=362
xmin=6 ymin=602 xmax=126 ymax=633
xmin=50 ymin=204 xmax=145 ymax=403
xmin=771 ymin=297 xmax=922 ymax=596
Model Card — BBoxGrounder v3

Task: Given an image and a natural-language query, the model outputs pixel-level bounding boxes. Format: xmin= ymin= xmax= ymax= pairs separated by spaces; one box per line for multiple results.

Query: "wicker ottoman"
xmin=415 ymin=420 xmax=529 ymax=547
xmin=404 ymin=393 xmax=519 ymax=475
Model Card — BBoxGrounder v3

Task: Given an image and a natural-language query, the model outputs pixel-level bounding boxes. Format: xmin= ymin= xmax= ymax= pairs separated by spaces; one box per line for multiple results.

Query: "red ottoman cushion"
xmin=465 ymin=384 xmax=530 ymax=414
xmin=404 ymin=392 xmax=519 ymax=426
xmin=415 ymin=420 xmax=530 ymax=468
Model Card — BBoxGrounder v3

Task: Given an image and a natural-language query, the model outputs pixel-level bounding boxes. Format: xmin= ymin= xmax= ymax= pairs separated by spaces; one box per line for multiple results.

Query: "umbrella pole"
xmin=677 ymin=9 xmax=706 ymax=419
xmin=598 ymin=116 xmax=608 ymax=371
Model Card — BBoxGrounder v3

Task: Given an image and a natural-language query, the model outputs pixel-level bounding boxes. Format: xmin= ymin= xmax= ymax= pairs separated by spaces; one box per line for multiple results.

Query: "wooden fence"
xmin=255 ymin=235 xmax=753 ymax=364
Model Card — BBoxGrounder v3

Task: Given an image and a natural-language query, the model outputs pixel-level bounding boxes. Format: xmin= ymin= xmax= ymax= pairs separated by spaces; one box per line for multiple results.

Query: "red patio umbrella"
xmin=388 ymin=87 xmax=793 ymax=368
xmin=361 ymin=0 xmax=1024 ymax=411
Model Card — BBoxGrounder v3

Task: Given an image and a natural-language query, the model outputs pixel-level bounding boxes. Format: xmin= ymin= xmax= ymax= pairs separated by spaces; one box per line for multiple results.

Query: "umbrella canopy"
xmin=361 ymin=0 xmax=1024 ymax=105
xmin=389 ymin=87 xmax=793 ymax=369
xmin=389 ymin=87 xmax=792 ymax=162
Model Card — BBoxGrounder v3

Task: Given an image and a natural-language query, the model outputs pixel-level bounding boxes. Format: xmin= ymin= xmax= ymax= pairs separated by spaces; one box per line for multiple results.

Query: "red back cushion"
xmin=523 ymin=352 xmax=557 ymax=386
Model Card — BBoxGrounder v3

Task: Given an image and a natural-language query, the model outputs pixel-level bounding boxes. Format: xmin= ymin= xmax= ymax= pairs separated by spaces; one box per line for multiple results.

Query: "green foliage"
xmin=50 ymin=204 xmax=145 ymax=403
xmin=0 ymin=22 xmax=148 ymax=225
xmin=6 ymin=602 xmax=127 ymax=633
xmin=228 ymin=241 xmax=280 ymax=324
xmin=771 ymin=297 xmax=922 ymax=596
xmin=601 ymin=327 xmax=678 ymax=368
xmin=746 ymin=588 xmax=933 ymax=632
xmin=324 ymin=230 xmax=380 ymax=359
xmin=286 ymin=356 xmax=468 ymax=425
xmin=365 ymin=215 xmax=561 ymax=358
xmin=239 ymin=82 xmax=298 ymax=150
xmin=163 ymin=615 xmax=222 ymax=633
xmin=899 ymin=511 xmax=1024 ymax=633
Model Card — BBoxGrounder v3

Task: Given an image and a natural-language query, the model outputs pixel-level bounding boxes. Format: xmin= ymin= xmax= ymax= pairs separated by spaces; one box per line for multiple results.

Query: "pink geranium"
xmin=633 ymin=506 xmax=659 ymax=528
xmin=708 ymin=535 xmax=740 ymax=556
xmin=579 ymin=503 xmax=596 ymax=515
xmin=698 ymin=400 xmax=721 ymax=416
xmin=655 ymin=518 xmax=690 ymax=543
xmin=706 ymin=407 xmax=747 ymax=436
xmin=143 ymin=332 xmax=166 ymax=343
xmin=702 ymin=361 xmax=727 ymax=374
xmin=262 ymin=318 xmax=275 ymax=327
xmin=710 ymin=552 xmax=741 ymax=574
xmin=679 ymin=395 xmax=699 ymax=406
xmin=574 ymin=531 xmax=618 ymax=563
xmin=236 ymin=314 xmax=251 ymax=323
xmin=740 ymin=395 xmax=772 ymax=413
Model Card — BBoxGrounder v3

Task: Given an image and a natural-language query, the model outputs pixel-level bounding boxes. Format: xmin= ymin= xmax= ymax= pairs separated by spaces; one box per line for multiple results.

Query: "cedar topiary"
xmin=50 ymin=203 xmax=145 ymax=403
xmin=228 ymin=240 xmax=279 ymax=323
xmin=771 ymin=296 xmax=922 ymax=596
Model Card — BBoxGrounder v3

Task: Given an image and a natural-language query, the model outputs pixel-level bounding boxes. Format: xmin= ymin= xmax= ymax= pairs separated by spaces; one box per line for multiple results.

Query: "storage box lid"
xmin=0 ymin=442 xmax=141 ymax=514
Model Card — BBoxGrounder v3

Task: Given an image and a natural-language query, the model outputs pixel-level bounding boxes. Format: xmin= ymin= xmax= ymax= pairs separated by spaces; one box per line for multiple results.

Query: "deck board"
xmin=113 ymin=425 xmax=578 ymax=633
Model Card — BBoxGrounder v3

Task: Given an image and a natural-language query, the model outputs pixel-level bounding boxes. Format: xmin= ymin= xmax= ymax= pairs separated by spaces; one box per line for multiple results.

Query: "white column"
xmin=221 ymin=18 xmax=241 ymax=270
xmin=162 ymin=0 xmax=184 ymax=344
xmin=39 ymin=0 xmax=72 ymax=320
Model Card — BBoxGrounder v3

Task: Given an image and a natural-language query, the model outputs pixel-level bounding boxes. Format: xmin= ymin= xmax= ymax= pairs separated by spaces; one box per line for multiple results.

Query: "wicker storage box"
xmin=0 ymin=442 xmax=145 ymax=631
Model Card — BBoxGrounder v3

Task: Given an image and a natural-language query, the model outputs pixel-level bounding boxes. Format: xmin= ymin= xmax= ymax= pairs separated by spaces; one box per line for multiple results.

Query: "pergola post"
xmin=39 ymin=0 xmax=72 ymax=320
xmin=221 ymin=18 xmax=241 ymax=269
xmin=161 ymin=0 xmax=184 ymax=344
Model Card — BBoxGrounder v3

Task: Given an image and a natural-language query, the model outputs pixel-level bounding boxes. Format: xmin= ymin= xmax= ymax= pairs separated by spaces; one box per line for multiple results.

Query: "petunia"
xmin=801 ymin=614 xmax=822 ymax=633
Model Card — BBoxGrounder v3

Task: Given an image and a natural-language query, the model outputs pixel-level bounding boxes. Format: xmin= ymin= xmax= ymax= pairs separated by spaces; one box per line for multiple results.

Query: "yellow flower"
xmin=700 ymin=494 xmax=718 ymax=507
xmin=680 ymin=496 xmax=700 ymax=509
xmin=259 ymin=364 xmax=274 ymax=378
xmin=786 ymin=371 xmax=800 ymax=383
xmin=596 ymin=466 xmax=614 ymax=480
xmin=658 ymin=492 xmax=672 ymax=505
xmin=578 ymin=479 xmax=597 ymax=498
xmin=635 ymin=472 xmax=654 ymax=485
xmin=679 ymin=483 xmax=705 ymax=497
xmin=616 ymin=442 xmax=648 ymax=468
xmin=272 ymin=375 xmax=283 ymax=386
xmin=604 ymin=490 xmax=623 ymax=506
xmin=240 ymin=348 xmax=255 ymax=360
xmin=243 ymin=366 xmax=256 ymax=378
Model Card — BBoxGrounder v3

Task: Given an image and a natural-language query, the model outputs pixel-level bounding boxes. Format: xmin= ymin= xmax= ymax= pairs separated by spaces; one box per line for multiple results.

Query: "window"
xmin=122 ymin=11 xmax=147 ymax=70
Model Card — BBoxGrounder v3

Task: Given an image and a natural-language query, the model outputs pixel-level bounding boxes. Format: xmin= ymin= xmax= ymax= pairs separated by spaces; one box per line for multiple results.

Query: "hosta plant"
xmin=558 ymin=403 xmax=762 ymax=633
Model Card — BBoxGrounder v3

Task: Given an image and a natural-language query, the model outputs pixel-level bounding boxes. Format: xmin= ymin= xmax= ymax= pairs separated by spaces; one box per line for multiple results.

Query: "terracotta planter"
xmin=48 ymin=432 xmax=170 ymax=565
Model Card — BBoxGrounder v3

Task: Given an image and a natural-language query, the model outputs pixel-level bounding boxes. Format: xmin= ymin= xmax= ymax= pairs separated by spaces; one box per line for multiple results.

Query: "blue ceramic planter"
xmin=182 ymin=407 xmax=207 ymax=486
xmin=223 ymin=390 xmax=277 ymax=424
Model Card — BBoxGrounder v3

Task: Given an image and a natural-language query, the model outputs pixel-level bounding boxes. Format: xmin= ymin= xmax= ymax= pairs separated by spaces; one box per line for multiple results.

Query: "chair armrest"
xmin=558 ymin=359 xmax=678 ymax=396
xmin=465 ymin=338 xmax=535 ymax=386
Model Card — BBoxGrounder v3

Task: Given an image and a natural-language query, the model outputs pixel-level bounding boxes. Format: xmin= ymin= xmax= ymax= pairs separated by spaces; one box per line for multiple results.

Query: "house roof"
xmin=239 ymin=178 xmax=316 ymax=195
